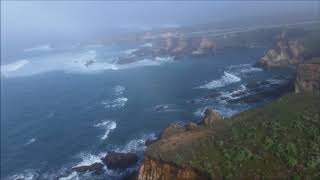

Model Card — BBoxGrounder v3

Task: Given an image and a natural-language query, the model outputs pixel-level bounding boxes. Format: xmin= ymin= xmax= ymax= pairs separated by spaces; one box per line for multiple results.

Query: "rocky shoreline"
xmin=59 ymin=29 xmax=320 ymax=180
xmin=134 ymin=31 xmax=320 ymax=179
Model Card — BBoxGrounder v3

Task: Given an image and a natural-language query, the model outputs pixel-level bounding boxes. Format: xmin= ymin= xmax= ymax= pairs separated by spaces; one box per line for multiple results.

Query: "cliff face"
xmin=137 ymin=94 xmax=320 ymax=179
xmin=258 ymin=32 xmax=305 ymax=68
xmin=138 ymin=157 xmax=210 ymax=180
xmin=295 ymin=61 xmax=320 ymax=94
xmin=137 ymin=111 xmax=224 ymax=180
xmin=132 ymin=33 xmax=217 ymax=59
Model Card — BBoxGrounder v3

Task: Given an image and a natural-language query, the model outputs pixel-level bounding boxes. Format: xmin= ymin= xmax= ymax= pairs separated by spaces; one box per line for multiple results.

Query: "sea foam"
xmin=101 ymin=97 xmax=128 ymax=109
xmin=7 ymin=169 xmax=39 ymax=180
xmin=113 ymin=85 xmax=125 ymax=96
xmin=24 ymin=44 xmax=53 ymax=52
xmin=115 ymin=133 xmax=157 ymax=153
xmin=94 ymin=120 xmax=117 ymax=140
xmin=227 ymin=64 xmax=262 ymax=74
xmin=1 ymin=60 xmax=29 ymax=77
xmin=25 ymin=138 xmax=37 ymax=146
xmin=198 ymin=71 xmax=241 ymax=89
xmin=58 ymin=172 xmax=79 ymax=180
xmin=74 ymin=153 xmax=102 ymax=168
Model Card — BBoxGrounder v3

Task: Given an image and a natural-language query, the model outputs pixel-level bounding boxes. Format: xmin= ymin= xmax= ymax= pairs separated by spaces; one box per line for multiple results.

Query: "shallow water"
xmin=1 ymin=44 xmax=293 ymax=179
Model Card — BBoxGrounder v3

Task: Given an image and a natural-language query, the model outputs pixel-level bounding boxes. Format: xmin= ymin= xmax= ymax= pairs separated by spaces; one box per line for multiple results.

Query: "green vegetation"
xmin=146 ymin=94 xmax=320 ymax=179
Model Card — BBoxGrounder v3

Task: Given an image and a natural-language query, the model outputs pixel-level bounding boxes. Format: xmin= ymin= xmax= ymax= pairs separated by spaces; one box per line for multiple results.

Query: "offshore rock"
xmin=102 ymin=152 xmax=138 ymax=169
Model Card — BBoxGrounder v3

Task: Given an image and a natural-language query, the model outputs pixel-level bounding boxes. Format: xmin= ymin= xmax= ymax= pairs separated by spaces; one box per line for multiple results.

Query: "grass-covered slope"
xmin=146 ymin=94 xmax=320 ymax=179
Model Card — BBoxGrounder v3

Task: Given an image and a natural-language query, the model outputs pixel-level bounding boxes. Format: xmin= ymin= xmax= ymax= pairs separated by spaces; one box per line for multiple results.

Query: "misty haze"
xmin=1 ymin=1 xmax=320 ymax=180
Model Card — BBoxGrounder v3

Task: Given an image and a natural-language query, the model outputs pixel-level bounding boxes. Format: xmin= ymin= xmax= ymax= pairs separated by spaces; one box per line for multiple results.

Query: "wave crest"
xmin=198 ymin=71 xmax=241 ymax=89
xmin=24 ymin=44 xmax=53 ymax=52
xmin=1 ymin=60 xmax=29 ymax=77
xmin=94 ymin=120 xmax=117 ymax=140
xmin=101 ymin=97 xmax=128 ymax=109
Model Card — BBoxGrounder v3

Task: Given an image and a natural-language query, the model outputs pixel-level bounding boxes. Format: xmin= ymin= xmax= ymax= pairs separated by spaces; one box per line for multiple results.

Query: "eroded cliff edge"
xmin=137 ymin=66 xmax=320 ymax=179
xmin=295 ymin=59 xmax=320 ymax=94
xmin=257 ymin=29 xmax=320 ymax=68
xmin=135 ymin=28 xmax=320 ymax=180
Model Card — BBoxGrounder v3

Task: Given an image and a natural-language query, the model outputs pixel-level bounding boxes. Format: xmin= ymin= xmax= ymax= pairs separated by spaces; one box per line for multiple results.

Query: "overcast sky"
xmin=1 ymin=1 xmax=319 ymax=52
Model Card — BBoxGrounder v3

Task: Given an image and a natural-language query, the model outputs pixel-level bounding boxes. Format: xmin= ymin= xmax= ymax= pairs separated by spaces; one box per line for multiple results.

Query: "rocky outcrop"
xmin=295 ymin=61 xmax=320 ymax=94
xmin=138 ymin=157 xmax=210 ymax=180
xmin=102 ymin=152 xmax=139 ymax=169
xmin=201 ymin=109 xmax=221 ymax=126
xmin=258 ymin=32 xmax=305 ymax=68
xmin=160 ymin=123 xmax=186 ymax=139
xmin=71 ymin=162 xmax=104 ymax=173
xmin=185 ymin=122 xmax=198 ymax=131
xmin=192 ymin=38 xmax=216 ymax=56
xmin=132 ymin=36 xmax=216 ymax=60
xmin=137 ymin=110 xmax=222 ymax=180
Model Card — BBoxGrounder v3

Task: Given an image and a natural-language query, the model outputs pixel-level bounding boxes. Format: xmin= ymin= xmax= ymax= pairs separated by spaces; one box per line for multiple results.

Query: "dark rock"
xmin=246 ymin=81 xmax=261 ymax=89
xmin=145 ymin=139 xmax=158 ymax=146
xmin=71 ymin=162 xmax=104 ymax=173
xmin=101 ymin=152 xmax=138 ymax=169
xmin=229 ymin=78 xmax=295 ymax=104
xmin=84 ymin=59 xmax=95 ymax=67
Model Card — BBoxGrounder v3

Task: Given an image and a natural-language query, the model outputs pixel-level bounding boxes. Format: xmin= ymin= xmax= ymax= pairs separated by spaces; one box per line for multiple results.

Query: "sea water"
xmin=1 ymin=44 xmax=293 ymax=179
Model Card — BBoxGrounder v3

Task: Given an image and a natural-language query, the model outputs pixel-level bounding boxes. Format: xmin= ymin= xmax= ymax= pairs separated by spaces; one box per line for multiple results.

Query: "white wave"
xmin=193 ymin=106 xmax=238 ymax=118
xmin=240 ymin=66 xmax=262 ymax=73
xmin=1 ymin=60 xmax=29 ymax=77
xmin=2 ymin=50 xmax=174 ymax=78
xmin=198 ymin=71 xmax=241 ymax=89
xmin=24 ymin=44 xmax=53 ymax=52
xmin=267 ymin=78 xmax=287 ymax=85
xmin=7 ymin=169 xmax=39 ymax=180
xmin=140 ymin=43 xmax=153 ymax=48
xmin=193 ymin=106 xmax=212 ymax=117
xmin=152 ymin=104 xmax=182 ymax=112
xmin=155 ymin=56 xmax=174 ymax=62
xmin=25 ymin=138 xmax=36 ymax=145
xmin=123 ymin=48 xmax=138 ymax=55
xmin=219 ymin=85 xmax=247 ymax=102
xmin=113 ymin=85 xmax=125 ymax=96
xmin=74 ymin=153 xmax=102 ymax=168
xmin=58 ymin=172 xmax=79 ymax=180
xmin=227 ymin=64 xmax=262 ymax=74
xmin=116 ymin=133 xmax=157 ymax=153
xmin=94 ymin=120 xmax=117 ymax=140
xmin=101 ymin=97 xmax=128 ymax=109
xmin=153 ymin=104 xmax=170 ymax=112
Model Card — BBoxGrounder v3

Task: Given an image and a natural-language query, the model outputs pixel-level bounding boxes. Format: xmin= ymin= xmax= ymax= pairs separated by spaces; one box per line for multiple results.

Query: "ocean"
xmin=1 ymin=43 xmax=293 ymax=179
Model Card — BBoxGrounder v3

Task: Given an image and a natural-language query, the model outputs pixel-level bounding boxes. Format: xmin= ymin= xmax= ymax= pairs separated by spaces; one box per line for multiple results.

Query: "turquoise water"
xmin=1 ymin=45 xmax=292 ymax=179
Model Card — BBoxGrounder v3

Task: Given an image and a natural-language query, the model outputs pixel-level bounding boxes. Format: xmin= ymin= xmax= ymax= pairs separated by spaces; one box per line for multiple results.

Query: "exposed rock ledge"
xmin=257 ymin=32 xmax=305 ymax=68
xmin=295 ymin=60 xmax=320 ymax=94
xmin=138 ymin=157 xmax=210 ymax=180
xmin=137 ymin=109 xmax=224 ymax=180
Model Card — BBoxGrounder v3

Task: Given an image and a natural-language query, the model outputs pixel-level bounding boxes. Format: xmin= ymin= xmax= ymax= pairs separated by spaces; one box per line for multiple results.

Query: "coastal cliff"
xmin=138 ymin=157 xmax=210 ymax=180
xmin=138 ymin=94 xmax=320 ymax=179
xmin=295 ymin=59 xmax=320 ymax=94
xmin=258 ymin=32 xmax=305 ymax=68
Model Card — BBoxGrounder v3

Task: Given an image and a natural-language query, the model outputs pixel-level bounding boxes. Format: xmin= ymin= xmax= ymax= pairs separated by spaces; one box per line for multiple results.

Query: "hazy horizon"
xmin=1 ymin=1 xmax=319 ymax=62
